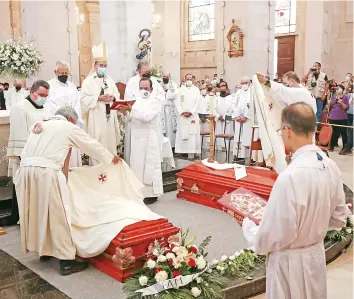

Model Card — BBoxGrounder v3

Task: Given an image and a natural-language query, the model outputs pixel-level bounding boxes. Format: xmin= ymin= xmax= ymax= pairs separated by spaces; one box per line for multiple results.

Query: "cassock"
xmin=5 ymin=87 xmax=29 ymax=110
xmin=242 ymin=144 xmax=347 ymax=299
xmin=7 ymin=96 xmax=52 ymax=177
xmin=48 ymin=77 xmax=84 ymax=167
xmin=124 ymin=75 xmax=164 ymax=164
xmin=175 ymin=85 xmax=201 ymax=154
xmin=80 ymin=72 xmax=120 ymax=165
xmin=161 ymin=80 xmax=178 ymax=147
xmin=198 ymin=94 xmax=215 ymax=149
xmin=129 ymin=96 xmax=163 ymax=198
xmin=15 ymin=115 xmax=161 ymax=259
xmin=232 ymin=89 xmax=263 ymax=162
xmin=214 ymin=94 xmax=233 ymax=150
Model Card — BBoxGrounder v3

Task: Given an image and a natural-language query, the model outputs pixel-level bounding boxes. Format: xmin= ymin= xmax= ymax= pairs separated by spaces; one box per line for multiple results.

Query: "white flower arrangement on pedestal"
xmin=0 ymin=39 xmax=43 ymax=79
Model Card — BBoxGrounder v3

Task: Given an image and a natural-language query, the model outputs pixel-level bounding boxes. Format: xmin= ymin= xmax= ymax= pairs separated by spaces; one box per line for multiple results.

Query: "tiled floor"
xmin=251 ymin=244 xmax=353 ymax=299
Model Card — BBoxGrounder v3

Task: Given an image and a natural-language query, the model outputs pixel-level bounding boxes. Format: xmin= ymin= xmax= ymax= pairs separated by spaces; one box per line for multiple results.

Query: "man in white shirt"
xmin=161 ymin=72 xmax=178 ymax=147
xmin=48 ymin=61 xmax=84 ymax=167
xmin=118 ymin=78 xmax=163 ymax=205
xmin=175 ymin=74 xmax=201 ymax=159
xmin=5 ymin=80 xmax=29 ymax=110
xmin=243 ymin=102 xmax=347 ymax=299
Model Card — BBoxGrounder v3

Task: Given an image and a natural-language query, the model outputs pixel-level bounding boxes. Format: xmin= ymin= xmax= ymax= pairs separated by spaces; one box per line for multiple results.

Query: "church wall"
xmin=216 ymin=0 xmax=275 ymax=88
xmin=21 ymin=1 xmax=80 ymax=86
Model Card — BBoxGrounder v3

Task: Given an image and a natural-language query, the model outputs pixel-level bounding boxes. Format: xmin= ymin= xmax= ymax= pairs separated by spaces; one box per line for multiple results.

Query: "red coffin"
xmin=88 ymin=219 xmax=179 ymax=282
xmin=176 ymin=162 xmax=277 ymax=210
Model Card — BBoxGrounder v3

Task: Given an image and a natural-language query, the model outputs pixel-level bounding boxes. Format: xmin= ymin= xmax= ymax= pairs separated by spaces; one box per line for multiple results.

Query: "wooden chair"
xmin=116 ymin=82 xmax=126 ymax=100
xmin=199 ymin=113 xmax=211 ymax=159
xmin=214 ymin=115 xmax=234 ymax=163
xmin=316 ymin=125 xmax=333 ymax=157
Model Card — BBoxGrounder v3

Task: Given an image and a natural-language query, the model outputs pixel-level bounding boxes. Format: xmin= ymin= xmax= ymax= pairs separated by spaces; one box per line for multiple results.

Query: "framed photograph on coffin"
xmin=217 ymin=187 xmax=267 ymax=225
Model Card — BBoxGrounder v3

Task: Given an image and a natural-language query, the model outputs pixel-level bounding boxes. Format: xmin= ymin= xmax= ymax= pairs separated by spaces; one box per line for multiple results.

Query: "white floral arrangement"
xmin=151 ymin=64 xmax=164 ymax=79
xmin=123 ymin=229 xmax=263 ymax=299
xmin=0 ymin=39 xmax=43 ymax=79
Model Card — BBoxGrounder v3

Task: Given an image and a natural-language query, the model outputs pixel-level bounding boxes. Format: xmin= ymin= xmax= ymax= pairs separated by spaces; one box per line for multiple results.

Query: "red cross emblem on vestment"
xmin=269 ymin=103 xmax=273 ymax=110
xmin=98 ymin=173 xmax=107 ymax=183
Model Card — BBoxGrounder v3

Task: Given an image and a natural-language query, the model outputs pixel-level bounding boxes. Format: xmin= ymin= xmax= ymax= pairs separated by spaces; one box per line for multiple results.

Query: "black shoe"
xmin=39 ymin=256 xmax=52 ymax=262
xmin=144 ymin=197 xmax=158 ymax=205
xmin=59 ymin=259 xmax=89 ymax=276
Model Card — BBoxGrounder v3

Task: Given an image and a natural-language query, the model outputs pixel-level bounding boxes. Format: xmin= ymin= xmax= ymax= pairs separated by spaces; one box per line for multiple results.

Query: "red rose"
xmin=168 ymin=259 xmax=174 ymax=265
xmin=173 ymin=270 xmax=181 ymax=277
xmin=164 ymin=249 xmax=172 ymax=255
xmin=155 ymin=268 xmax=162 ymax=274
xmin=188 ymin=259 xmax=196 ymax=267
xmin=188 ymin=246 xmax=198 ymax=253
xmin=170 ymin=244 xmax=176 ymax=250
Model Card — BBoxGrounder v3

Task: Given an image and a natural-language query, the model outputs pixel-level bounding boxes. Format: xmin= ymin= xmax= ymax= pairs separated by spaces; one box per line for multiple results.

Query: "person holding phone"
xmin=302 ymin=62 xmax=328 ymax=124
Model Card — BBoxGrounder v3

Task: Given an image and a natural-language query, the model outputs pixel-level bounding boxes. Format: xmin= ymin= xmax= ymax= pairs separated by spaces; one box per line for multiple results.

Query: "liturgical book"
xmin=217 ymin=187 xmax=267 ymax=225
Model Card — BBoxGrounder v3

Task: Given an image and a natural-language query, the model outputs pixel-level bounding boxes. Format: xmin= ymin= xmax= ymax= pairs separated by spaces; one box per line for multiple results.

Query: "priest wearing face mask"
xmin=47 ymin=61 xmax=84 ymax=167
xmin=175 ymin=74 xmax=201 ymax=159
xmin=80 ymin=42 xmax=120 ymax=165
xmin=215 ymin=82 xmax=234 ymax=151
xmin=5 ymin=79 xmax=29 ymax=110
xmin=5 ymin=80 xmax=52 ymax=225
xmin=118 ymin=78 xmax=163 ymax=205
xmin=160 ymin=72 xmax=178 ymax=148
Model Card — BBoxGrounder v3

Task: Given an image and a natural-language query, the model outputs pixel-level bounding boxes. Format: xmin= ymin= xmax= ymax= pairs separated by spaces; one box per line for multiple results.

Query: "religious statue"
xmin=136 ymin=29 xmax=152 ymax=64
xmin=227 ymin=19 xmax=244 ymax=58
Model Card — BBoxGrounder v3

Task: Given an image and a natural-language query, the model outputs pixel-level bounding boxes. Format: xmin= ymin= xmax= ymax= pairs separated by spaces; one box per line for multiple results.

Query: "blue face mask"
xmin=36 ymin=97 xmax=47 ymax=106
xmin=345 ymin=76 xmax=350 ymax=82
xmin=97 ymin=67 xmax=107 ymax=77
xmin=335 ymin=88 xmax=343 ymax=95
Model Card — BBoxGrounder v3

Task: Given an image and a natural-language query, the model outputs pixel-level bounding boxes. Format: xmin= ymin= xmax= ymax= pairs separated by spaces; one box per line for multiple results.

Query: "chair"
xmin=316 ymin=124 xmax=333 ymax=157
xmin=214 ymin=115 xmax=234 ymax=163
xmin=199 ymin=113 xmax=211 ymax=159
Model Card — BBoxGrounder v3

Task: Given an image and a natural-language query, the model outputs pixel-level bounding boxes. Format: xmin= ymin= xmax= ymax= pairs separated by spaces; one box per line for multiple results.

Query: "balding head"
xmin=14 ymin=79 xmax=23 ymax=89
xmin=281 ymin=102 xmax=316 ymax=137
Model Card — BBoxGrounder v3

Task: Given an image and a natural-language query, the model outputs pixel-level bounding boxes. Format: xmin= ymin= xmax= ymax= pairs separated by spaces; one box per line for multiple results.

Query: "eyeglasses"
xmin=276 ymin=126 xmax=290 ymax=136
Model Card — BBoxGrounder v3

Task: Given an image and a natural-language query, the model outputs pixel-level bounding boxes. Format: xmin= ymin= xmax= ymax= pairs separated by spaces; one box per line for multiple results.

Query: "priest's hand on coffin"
xmin=98 ymin=95 xmax=111 ymax=103
xmin=112 ymin=155 xmax=120 ymax=165
xmin=256 ymin=73 xmax=267 ymax=85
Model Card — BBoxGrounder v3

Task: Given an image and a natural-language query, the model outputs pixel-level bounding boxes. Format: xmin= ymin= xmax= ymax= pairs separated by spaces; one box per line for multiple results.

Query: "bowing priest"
xmin=175 ymin=74 xmax=201 ymax=159
xmin=5 ymin=80 xmax=52 ymax=226
xmin=214 ymin=82 xmax=233 ymax=151
xmin=161 ymin=72 xmax=178 ymax=148
xmin=118 ymin=78 xmax=163 ymax=205
xmin=242 ymin=102 xmax=347 ymax=299
xmin=80 ymin=42 xmax=120 ymax=165
xmin=15 ymin=107 xmax=120 ymax=276
xmin=48 ymin=61 xmax=84 ymax=167
xmin=124 ymin=61 xmax=164 ymax=164
xmin=5 ymin=79 xmax=29 ymax=110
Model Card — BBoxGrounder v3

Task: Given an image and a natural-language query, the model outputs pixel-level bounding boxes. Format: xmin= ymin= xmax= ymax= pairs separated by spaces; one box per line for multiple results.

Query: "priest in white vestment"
xmin=15 ymin=106 xmax=161 ymax=275
xmin=215 ymin=83 xmax=234 ymax=151
xmin=175 ymin=74 xmax=201 ymax=159
xmin=5 ymin=80 xmax=29 ymax=110
xmin=124 ymin=61 xmax=164 ymax=164
xmin=118 ymin=78 xmax=163 ymax=205
xmin=161 ymin=72 xmax=178 ymax=148
xmin=80 ymin=42 xmax=120 ymax=165
xmin=48 ymin=61 xmax=84 ymax=167
xmin=242 ymin=103 xmax=347 ymax=299
xmin=198 ymin=85 xmax=214 ymax=149
xmin=6 ymin=80 xmax=53 ymax=225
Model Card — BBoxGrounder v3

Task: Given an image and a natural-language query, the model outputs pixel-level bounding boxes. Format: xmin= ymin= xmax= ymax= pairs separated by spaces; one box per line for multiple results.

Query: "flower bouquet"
xmin=124 ymin=229 xmax=227 ymax=299
xmin=0 ymin=39 xmax=43 ymax=79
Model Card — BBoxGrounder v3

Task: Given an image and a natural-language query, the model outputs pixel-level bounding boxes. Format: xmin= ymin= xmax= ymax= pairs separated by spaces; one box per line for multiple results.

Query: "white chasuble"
xmin=242 ymin=145 xmax=347 ymax=299
xmin=129 ymin=97 xmax=163 ymax=198
xmin=80 ymin=72 xmax=120 ymax=165
xmin=48 ymin=78 xmax=84 ymax=168
xmin=7 ymin=98 xmax=52 ymax=176
xmin=175 ymin=85 xmax=201 ymax=154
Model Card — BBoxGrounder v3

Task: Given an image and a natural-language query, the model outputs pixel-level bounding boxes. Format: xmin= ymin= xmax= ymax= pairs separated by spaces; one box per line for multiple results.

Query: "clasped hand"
xmin=112 ymin=156 xmax=120 ymax=164
xmin=98 ymin=95 xmax=115 ymax=103
xmin=183 ymin=112 xmax=192 ymax=117
xmin=117 ymin=104 xmax=132 ymax=114
xmin=236 ymin=116 xmax=247 ymax=123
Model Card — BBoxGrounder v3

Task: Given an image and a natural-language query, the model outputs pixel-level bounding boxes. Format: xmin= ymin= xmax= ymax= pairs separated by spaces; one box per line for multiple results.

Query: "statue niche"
xmin=227 ymin=19 xmax=244 ymax=58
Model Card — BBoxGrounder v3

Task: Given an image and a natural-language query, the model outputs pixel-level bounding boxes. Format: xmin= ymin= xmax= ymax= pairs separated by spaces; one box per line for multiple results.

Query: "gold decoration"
xmin=191 ymin=183 xmax=201 ymax=194
xmin=112 ymin=247 xmax=136 ymax=269
xmin=227 ymin=19 xmax=244 ymax=58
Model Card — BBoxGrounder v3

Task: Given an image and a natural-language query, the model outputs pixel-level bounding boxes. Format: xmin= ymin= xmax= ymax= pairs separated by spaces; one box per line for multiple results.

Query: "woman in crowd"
xmin=328 ymin=84 xmax=350 ymax=152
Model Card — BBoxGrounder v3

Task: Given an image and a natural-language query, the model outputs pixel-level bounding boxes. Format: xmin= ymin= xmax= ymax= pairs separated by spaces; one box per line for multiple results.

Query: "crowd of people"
xmin=0 ymin=41 xmax=351 ymax=299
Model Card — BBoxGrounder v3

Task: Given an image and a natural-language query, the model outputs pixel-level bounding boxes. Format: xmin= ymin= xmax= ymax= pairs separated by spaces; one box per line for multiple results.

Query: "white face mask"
xmin=241 ymin=84 xmax=249 ymax=91
xmin=200 ymin=90 xmax=207 ymax=96
xmin=185 ymin=80 xmax=192 ymax=87
xmin=140 ymin=89 xmax=150 ymax=98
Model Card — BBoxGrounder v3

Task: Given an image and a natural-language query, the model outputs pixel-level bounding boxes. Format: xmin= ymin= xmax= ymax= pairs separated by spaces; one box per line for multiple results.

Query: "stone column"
xmin=85 ymin=1 xmax=101 ymax=47
xmin=21 ymin=1 xmax=80 ymax=85
xmin=9 ymin=0 xmax=23 ymax=40
xmin=100 ymin=0 xmax=152 ymax=83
